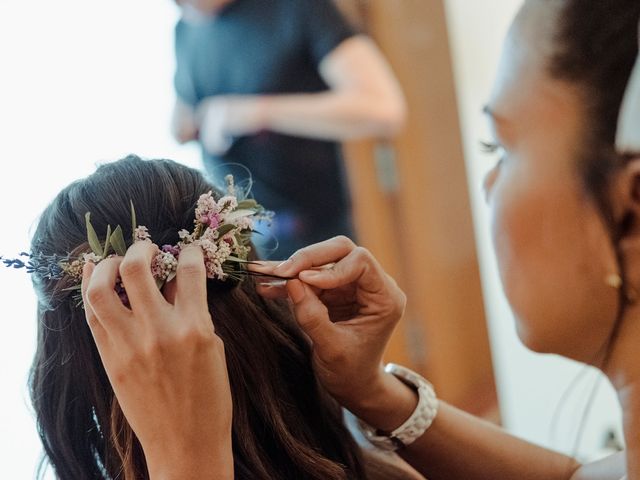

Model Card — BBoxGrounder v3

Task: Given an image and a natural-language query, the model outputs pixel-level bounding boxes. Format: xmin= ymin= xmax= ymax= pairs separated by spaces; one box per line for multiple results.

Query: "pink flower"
xmin=201 ymin=211 xmax=221 ymax=228
xmin=195 ymin=191 xmax=219 ymax=224
xmin=161 ymin=244 xmax=180 ymax=257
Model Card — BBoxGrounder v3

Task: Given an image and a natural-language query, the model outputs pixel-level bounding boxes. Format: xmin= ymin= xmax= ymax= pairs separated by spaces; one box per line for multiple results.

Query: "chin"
xmin=513 ymin=316 xmax=556 ymax=354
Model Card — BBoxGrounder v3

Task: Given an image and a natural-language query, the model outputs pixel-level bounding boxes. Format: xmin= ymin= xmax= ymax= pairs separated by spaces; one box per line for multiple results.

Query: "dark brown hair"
xmin=549 ymin=0 xmax=640 ymax=350
xmin=28 ymin=156 xmax=415 ymax=479
xmin=550 ymin=0 xmax=640 ymax=196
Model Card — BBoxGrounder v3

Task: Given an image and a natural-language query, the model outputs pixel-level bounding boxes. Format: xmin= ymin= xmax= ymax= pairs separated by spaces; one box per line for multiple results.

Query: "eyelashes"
xmin=479 ymin=140 xmax=501 ymax=154
xmin=479 ymin=140 xmax=506 ymax=168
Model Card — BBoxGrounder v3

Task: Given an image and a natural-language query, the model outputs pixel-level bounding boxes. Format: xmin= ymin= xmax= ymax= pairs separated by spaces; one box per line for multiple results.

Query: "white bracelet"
xmin=357 ymin=363 xmax=439 ymax=451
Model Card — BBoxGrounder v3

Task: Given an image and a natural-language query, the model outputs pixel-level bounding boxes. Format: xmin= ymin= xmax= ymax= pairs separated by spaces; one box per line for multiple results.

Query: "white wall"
xmin=445 ymin=0 xmax=624 ymax=460
xmin=0 ymin=1 xmax=200 ymax=477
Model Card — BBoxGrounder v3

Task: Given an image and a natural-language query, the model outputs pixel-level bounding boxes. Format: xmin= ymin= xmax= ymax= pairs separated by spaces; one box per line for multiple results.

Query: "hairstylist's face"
xmin=483 ymin=1 xmax=620 ymax=362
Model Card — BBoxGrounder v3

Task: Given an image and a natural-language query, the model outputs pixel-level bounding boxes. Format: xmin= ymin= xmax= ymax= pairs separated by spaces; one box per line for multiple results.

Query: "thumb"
xmin=287 ymin=279 xmax=336 ymax=348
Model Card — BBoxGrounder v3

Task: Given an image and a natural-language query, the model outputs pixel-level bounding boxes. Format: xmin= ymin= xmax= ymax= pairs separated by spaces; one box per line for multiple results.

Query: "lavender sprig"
xmin=1 ymin=252 xmax=68 ymax=280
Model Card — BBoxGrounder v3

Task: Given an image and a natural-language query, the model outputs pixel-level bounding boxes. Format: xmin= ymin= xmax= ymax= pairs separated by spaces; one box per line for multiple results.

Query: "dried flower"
xmin=134 ymin=226 xmax=151 ymax=243
xmin=151 ymin=251 xmax=178 ymax=281
xmin=3 ymin=175 xmax=275 ymax=308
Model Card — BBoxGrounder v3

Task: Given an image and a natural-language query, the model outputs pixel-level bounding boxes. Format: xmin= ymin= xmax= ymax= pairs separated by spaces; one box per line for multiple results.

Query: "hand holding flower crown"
xmin=81 ymin=243 xmax=234 ymax=479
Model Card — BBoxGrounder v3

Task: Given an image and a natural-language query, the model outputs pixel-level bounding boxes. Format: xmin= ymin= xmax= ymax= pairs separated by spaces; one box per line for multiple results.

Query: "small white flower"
xmin=82 ymin=252 xmax=103 ymax=263
xmin=134 ymin=226 xmax=151 ymax=242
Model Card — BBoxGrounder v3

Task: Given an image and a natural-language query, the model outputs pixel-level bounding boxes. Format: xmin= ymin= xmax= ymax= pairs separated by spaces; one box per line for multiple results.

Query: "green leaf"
xmin=110 ymin=225 xmax=127 ymax=256
xmin=237 ymin=199 xmax=258 ymax=210
xmin=85 ymin=212 xmax=103 ymax=256
xmin=102 ymin=225 xmax=112 ymax=258
xmin=130 ymin=200 xmax=137 ymax=242
xmin=216 ymin=224 xmax=236 ymax=237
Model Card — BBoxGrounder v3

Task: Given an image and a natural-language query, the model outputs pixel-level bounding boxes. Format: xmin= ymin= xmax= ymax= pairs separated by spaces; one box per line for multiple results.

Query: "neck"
xmin=615 ymin=384 xmax=640 ymax=480
xmin=603 ymin=305 xmax=640 ymax=480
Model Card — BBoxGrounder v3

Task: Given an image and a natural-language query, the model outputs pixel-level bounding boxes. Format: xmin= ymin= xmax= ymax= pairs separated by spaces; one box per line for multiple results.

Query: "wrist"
xmin=147 ymin=452 xmax=234 ymax=480
xmin=145 ymin=437 xmax=234 ymax=480
xmin=348 ymin=370 xmax=419 ymax=433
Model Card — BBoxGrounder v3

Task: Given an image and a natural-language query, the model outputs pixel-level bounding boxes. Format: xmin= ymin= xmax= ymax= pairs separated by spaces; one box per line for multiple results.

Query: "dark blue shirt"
xmin=174 ymin=0 xmax=357 ymax=257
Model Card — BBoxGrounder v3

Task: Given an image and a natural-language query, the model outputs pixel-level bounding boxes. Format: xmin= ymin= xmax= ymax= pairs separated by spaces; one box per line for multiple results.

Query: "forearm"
xmin=171 ymin=98 xmax=199 ymax=144
xmin=259 ymin=89 xmax=405 ymax=140
xmin=352 ymin=373 xmax=580 ymax=480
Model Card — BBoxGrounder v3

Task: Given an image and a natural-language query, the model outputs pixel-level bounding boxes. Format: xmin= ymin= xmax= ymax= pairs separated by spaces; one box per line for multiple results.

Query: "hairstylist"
xmin=258 ymin=1 xmax=640 ymax=478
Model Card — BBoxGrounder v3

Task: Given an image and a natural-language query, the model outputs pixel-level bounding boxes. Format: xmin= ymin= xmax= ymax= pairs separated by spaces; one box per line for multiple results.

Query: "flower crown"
xmin=2 ymin=175 xmax=277 ymax=306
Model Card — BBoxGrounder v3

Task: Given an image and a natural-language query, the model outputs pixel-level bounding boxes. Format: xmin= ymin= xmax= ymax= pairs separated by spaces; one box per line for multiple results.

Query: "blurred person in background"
xmin=170 ymin=0 xmax=406 ymax=258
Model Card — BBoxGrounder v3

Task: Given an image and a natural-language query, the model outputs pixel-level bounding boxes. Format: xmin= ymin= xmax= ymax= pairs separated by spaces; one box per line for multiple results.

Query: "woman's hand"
xmin=254 ymin=236 xmax=412 ymax=428
xmin=81 ymin=243 xmax=233 ymax=480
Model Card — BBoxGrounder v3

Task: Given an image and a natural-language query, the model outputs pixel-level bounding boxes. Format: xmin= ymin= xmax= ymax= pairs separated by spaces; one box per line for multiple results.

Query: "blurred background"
xmin=0 ymin=0 xmax=623 ymax=477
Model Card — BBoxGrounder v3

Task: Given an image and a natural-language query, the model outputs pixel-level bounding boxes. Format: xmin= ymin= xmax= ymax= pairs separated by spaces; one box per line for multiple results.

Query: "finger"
xmin=287 ymin=279 xmax=337 ymax=349
xmin=298 ymin=246 xmax=386 ymax=293
xmin=84 ymin=257 xmax=133 ymax=332
xmin=274 ymin=236 xmax=356 ymax=277
xmin=119 ymin=241 xmax=166 ymax=316
xmin=81 ymin=261 xmax=107 ymax=341
xmin=174 ymin=245 xmax=209 ymax=313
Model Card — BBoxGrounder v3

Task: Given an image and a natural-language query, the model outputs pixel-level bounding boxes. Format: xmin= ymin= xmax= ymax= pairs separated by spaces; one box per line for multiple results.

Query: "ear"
xmin=609 ymin=157 xmax=640 ymax=289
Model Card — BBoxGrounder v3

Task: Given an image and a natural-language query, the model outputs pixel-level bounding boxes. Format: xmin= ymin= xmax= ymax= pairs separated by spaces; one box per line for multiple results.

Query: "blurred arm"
xmin=171 ymin=98 xmax=198 ymax=144
xmin=259 ymin=35 xmax=406 ymax=140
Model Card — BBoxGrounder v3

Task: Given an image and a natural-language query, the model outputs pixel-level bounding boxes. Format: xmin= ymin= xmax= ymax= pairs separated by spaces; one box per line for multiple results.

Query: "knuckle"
xmin=333 ymin=235 xmax=355 ymax=248
xmin=86 ymin=284 xmax=109 ymax=309
xmin=394 ymin=291 xmax=407 ymax=318
xmin=352 ymin=246 xmax=371 ymax=262
xmin=119 ymin=257 xmax=148 ymax=280
xmin=175 ymin=324 xmax=217 ymax=349
xmin=177 ymin=261 xmax=205 ymax=279
xmin=141 ymin=337 xmax=163 ymax=358
xmin=290 ymin=247 xmax=310 ymax=264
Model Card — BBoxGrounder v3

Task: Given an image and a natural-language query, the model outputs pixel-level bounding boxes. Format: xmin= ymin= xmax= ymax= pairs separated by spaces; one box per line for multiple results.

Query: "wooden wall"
xmin=339 ymin=0 xmax=499 ymax=419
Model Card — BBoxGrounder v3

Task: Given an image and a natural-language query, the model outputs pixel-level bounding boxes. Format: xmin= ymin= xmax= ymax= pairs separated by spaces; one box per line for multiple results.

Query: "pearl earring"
xmin=605 ymin=274 xmax=623 ymax=289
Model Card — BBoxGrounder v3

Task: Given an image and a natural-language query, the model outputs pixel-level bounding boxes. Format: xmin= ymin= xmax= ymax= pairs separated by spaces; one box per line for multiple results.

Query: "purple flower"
xmin=161 ymin=244 xmax=181 ymax=256
xmin=115 ymin=281 xmax=130 ymax=308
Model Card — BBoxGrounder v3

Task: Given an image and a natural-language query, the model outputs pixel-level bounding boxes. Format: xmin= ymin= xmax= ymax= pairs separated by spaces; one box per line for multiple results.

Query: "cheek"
xmin=489 ymin=171 xmax=619 ymax=360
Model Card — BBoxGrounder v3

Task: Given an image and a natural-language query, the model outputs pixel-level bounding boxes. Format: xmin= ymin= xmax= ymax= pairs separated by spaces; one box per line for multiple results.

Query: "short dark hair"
xmin=550 ymin=0 xmax=640 ymax=360
xmin=550 ymin=0 xmax=640 ymax=196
